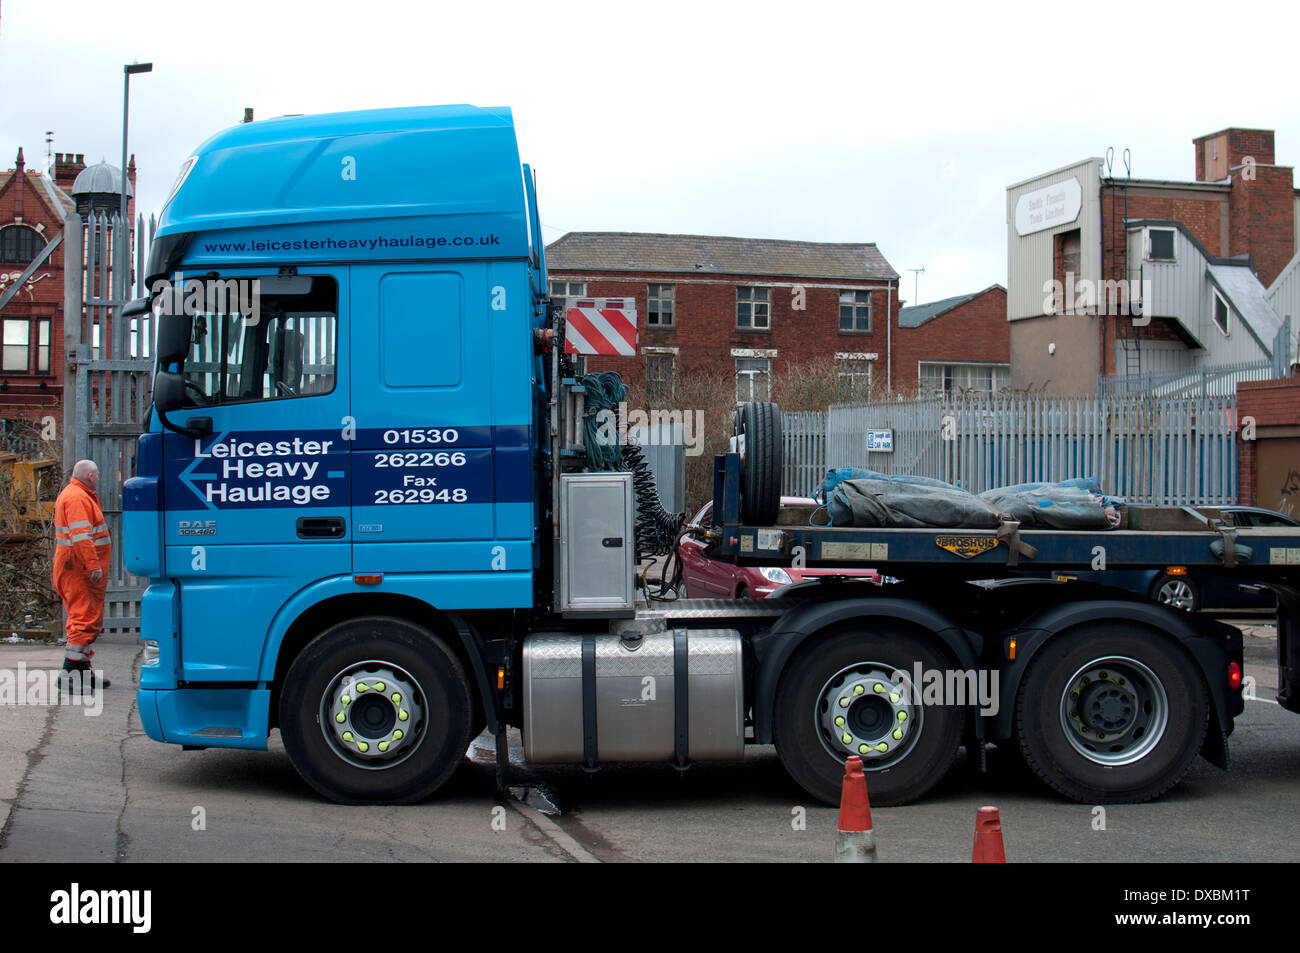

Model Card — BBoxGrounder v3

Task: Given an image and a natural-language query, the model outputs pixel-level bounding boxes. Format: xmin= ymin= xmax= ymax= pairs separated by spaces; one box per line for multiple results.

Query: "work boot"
xmin=59 ymin=658 xmax=110 ymax=692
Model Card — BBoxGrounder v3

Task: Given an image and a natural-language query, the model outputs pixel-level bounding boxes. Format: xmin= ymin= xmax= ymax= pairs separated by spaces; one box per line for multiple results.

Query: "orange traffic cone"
xmin=833 ymin=756 xmax=877 ymax=863
xmin=972 ymin=806 xmax=1006 ymax=863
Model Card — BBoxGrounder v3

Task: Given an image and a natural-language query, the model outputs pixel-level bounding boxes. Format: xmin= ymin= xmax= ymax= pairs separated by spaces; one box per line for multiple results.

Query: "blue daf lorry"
xmin=124 ymin=104 xmax=1300 ymax=806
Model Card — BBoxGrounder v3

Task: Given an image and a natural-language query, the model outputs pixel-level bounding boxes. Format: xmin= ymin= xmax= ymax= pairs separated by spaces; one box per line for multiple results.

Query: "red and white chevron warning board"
xmin=564 ymin=298 xmax=639 ymax=356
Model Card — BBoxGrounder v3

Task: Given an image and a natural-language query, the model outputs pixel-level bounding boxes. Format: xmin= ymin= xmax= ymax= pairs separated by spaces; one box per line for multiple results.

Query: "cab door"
xmin=160 ymin=268 xmax=351 ymax=681
xmin=348 ymin=262 xmax=534 ymax=608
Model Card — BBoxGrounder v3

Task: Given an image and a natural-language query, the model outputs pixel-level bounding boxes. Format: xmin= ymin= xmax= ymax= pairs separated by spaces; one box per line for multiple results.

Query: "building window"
xmin=35 ymin=319 xmax=50 ymax=373
xmin=1212 ymin=290 xmax=1230 ymax=336
xmin=647 ymin=284 xmax=675 ymax=328
xmin=736 ymin=287 xmax=770 ymax=330
xmin=0 ymin=225 xmax=43 ymax=265
xmin=836 ymin=356 xmax=872 ymax=401
xmin=1051 ymin=229 xmax=1082 ymax=313
xmin=2 ymin=319 xmax=30 ymax=373
xmin=550 ymin=280 xmax=586 ymax=298
xmin=736 ymin=357 xmax=770 ymax=402
xmin=646 ymin=353 xmax=675 ymax=402
xmin=1146 ymin=228 xmax=1176 ymax=261
xmin=2 ymin=317 xmax=49 ymax=374
xmin=838 ymin=290 xmax=871 ymax=332
xmin=918 ymin=361 xmax=1010 ymax=396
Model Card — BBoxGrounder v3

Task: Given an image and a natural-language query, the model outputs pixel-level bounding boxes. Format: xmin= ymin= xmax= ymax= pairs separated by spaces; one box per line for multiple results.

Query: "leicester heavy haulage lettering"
xmin=193 ymin=436 xmax=334 ymax=505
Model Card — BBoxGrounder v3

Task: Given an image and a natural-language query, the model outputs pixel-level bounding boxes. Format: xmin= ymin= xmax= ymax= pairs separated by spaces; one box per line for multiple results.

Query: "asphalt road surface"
xmin=1 ymin=626 xmax=1297 ymax=864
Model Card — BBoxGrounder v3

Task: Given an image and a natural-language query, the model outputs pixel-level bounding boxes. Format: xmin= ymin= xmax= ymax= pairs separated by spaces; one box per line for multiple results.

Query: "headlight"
xmin=760 ymin=567 xmax=792 ymax=585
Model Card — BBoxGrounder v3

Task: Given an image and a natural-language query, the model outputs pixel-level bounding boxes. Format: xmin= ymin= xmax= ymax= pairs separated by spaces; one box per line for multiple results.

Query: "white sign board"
xmin=866 ymin=429 xmax=893 ymax=453
xmin=1014 ymin=177 xmax=1082 ymax=236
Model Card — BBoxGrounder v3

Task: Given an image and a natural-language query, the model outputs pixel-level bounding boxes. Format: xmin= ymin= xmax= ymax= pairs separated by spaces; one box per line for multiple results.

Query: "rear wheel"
xmin=774 ymin=627 xmax=963 ymax=806
xmin=279 ymin=616 xmax=473 ymax=804
xmin=1015 ymin=626 xmax=1208 ymax=803
xmin=736 ymin=401 xmax=783 ymax=525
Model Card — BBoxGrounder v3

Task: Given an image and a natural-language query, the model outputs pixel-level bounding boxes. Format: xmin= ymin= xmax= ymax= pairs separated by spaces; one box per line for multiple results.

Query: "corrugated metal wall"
xmin=1266 ymin=257 xmax=1300 ymax=364
xmin=1007 ymin=158 xmax=1103 ymax=321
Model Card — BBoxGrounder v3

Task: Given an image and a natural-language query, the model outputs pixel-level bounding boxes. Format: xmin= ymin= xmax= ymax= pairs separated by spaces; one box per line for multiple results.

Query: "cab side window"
xmin=183 ymin=276 xmax=337 ymax=405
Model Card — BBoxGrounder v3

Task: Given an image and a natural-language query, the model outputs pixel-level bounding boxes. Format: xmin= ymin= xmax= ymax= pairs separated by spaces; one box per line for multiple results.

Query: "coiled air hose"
xmin=577 ymin=371 xmax=684 ymax=562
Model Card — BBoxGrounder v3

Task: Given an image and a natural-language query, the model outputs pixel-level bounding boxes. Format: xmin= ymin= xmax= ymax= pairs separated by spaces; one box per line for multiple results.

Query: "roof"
xmin=898 ymin=284 xmax=1005 ymax=328
xmin=35 ymin=174 xmax=74 ymax=215
xmin=0 ymin=170 xmax=74 ymax=219
xmin=71 ymin=161 xmax=132 ymax=198
xmin=156 ymin=105 xmax=533 ymax=271
xmin=545 ymin=232 xmax=899 ymax=281
xmin=1207 ymin=260 xmax=1285 ymax=349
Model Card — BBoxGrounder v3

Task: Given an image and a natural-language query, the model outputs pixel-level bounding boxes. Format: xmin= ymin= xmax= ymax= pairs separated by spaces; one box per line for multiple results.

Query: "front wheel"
xmin=774 ymin=627 xmax=963 ymax=806
xmin=279 ymin=616 xmax=473 ymax=804
xmin=1015 ymin=626 xmax=1208 ymax=803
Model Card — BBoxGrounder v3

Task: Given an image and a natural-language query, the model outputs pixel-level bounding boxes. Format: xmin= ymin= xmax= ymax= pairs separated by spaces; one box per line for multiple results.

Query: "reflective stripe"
xmin=93 ymin=538 xmax=111 ymax=546
xmin=55 ymin=525 xmax=71 ymax=533
xmin=68 ymin=532 xmax=94 ymax=543
xmin=68 ymin=520 xmax=92 ymax=530
xmin=91 ymin=524 xmax=108 ymax=534
xmin=65 ymin=648 xmax=90 ymax=661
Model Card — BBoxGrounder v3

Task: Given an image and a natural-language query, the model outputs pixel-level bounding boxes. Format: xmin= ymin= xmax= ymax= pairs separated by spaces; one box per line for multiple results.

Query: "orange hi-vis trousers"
xmin=53 ymin=478 xmax=112 ymax=660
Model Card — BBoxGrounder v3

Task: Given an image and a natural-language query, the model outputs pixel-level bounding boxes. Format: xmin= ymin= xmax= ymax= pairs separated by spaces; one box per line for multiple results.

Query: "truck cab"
xmin=126 ymin=106 xmax=549 ymax=798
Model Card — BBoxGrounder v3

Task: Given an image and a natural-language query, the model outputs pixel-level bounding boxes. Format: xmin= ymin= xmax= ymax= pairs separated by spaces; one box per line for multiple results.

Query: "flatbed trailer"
xmin=664 ymin=449 xmax=1300 ymax=804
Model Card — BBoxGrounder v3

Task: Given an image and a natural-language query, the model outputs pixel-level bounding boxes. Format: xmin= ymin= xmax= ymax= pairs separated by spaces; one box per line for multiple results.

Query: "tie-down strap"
xmin=1181 ymin=506 xmax=1241 ymax=568
xmin=997 ymin=517 xmax=1038 ymax=567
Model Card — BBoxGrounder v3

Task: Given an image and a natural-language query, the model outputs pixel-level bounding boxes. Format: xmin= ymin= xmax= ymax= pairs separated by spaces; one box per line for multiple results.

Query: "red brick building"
xmin=0 ymin=149 xmax=136 ymax=427
xmin=894 ymin=285 xmax=1009 ymax=395
xmin=1236 ymin=377 xmax=1300 ymax=514
xmin=1007 ymin=127 xmax=1298 ymax=394
xmin=546 ymin=232 xmax=904 ymax=405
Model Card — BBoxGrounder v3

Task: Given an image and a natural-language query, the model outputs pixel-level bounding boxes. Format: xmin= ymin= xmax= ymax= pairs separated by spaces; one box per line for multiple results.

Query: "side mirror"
xmin=157 ymin=313 xmax=191 ymax=365
xmin=154 ymin=370 xmax=186 ymax=412
xmin=152 ymin=371 xmax=210 ymax=439
xmin=122 ymin=296 xmax=151 ymax=319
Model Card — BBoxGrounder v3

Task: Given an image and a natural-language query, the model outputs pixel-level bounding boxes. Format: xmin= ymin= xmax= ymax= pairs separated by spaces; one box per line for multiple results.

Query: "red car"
xmin=679 ymin=497 xmax=882 ymax=598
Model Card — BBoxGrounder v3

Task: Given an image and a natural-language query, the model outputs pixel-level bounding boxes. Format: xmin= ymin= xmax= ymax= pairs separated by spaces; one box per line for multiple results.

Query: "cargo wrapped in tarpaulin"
xmin=823 ymin=471 xmax=1118 ymax=530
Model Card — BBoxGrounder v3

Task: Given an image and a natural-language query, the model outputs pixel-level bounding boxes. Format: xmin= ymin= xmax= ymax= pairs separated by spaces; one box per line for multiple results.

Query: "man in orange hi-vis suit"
xmin=53 ymin=459 xmax=112 ymax=690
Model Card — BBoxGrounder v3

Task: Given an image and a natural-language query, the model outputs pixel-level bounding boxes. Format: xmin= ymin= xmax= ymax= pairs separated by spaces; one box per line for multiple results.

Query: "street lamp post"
xmin=120 ymin=62 xmax=152 ymax=301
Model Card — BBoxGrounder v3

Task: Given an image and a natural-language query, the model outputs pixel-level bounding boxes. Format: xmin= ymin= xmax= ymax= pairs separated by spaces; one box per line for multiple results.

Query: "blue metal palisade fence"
xmin=782 ymin=393 xmax=1240 ymax=505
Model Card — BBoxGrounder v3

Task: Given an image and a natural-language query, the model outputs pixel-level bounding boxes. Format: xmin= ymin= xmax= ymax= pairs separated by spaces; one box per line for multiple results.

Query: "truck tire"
xmin=737 ymin=401 xmax=783 ymax=525
xmin=279 ymin=616 xmax=473 ymax=804
xmin=773 ymin=627 xmax=963 ymax=806
xmin=1014 ymin=625 xmax=1208 ymax=803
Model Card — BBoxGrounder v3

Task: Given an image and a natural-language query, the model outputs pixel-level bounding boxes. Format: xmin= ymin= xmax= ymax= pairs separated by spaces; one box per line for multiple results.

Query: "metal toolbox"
xmin=522 ymin=629 xmax=745 ymax=764
xmin=557 ymin=472 xmax=634 ymax=616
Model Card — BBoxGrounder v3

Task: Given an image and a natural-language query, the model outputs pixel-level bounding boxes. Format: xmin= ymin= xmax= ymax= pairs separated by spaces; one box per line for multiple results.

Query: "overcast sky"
xmin=3 ymin=0 xmax=1297 ymax=306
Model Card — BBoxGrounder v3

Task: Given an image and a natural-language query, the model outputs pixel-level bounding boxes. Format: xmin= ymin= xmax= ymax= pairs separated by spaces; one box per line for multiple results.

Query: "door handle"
xmin=297 ymin=517 xmax=345 ymax=539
